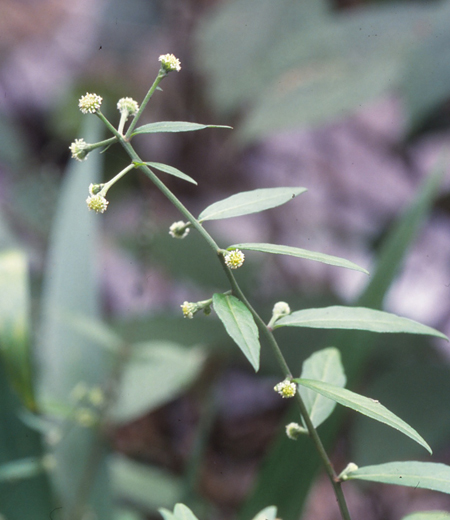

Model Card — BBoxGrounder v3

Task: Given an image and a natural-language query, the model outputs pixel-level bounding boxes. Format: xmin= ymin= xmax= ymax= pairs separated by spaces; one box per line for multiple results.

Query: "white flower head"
xmin=338 ymin=462 xmax=359 ymax=481
xmin=69 ymin=138 xmax=89 ymax=161
xmin=159 ymin=54 xmax=181 ymax=73
xmin=117 ymin=97 xmax=139 ymax=116
xmin=78 ymin=93 xmax=103 ymax=114
xmin=86 ymin=194 xmax=109 ymax=213
xmin=169 ymin=221 xmax=190 ymax=239
xmin=181 ymin=301 xmax=197 ymax=319
xmin=224 ymin=249 xmax=245 ymax=269
xmin=274 ymin=379 xmax=297 ymax=398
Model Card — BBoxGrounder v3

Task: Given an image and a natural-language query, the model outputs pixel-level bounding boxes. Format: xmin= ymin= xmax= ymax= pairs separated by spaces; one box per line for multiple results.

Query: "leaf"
xmin=198 ymin=187 xmax=307 ymax=222
xmin=36 ymin=117 xmax=113 ymax=517
xmin=213 ymin=293 xmax=260 ymax=371
xmin=131 ymin=121 xmax=231 ymax=136
xmin=344 ymin=461 xmax=450 ymax=494
xmin=401 ymin=512 xmax=450 ymax=520
xmin=229 ymin=243 xmax=368 ymax=274
xmin=294 ymin=378 xmax=431 ymax=454
xmin=275 ymin=306 xmax=448 ymax=341
xmin=111 ymin=455 xmax=182 ymax=511
xmin=0 ymin=249 xmax=34 ymax=409
xmin=110 ymin=342 xmax=205 ymax=424
xmin=251 ymin=506 xmax=278 ymax=520
xmin=299 ymin=348 xmax=346 ymax=428
xmin=135 ymin=162 xmax=197 ymax=185
xmin=0 ymin=457 xmax=44 ymax=482
xmin=173 ymin=504 xmax=200 ymax=520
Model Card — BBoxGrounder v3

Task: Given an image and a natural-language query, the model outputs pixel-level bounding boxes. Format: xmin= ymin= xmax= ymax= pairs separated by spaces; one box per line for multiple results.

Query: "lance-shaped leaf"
xmin=228 ymin=243 xmax=368 ymax=275
xmin=293 ymin=378 xmax=431 ymax=454
xmin=343 ymin=461 xmax=450 ymax=494
xmin=134 ymin=161 xmax=197 ymax=185
xmin=213 ymin=293 xmax=260 ymax=371
xmin=131 ymin=121 xmax=232 ymax=136
xmin=402 ymin=512 xmax=450 ymax=520
xmin=299 ymin=348 xmax=346 ymax=428
xmin=275 ymin=306 xmax=448 ymax=340
xmin=160 ymin=504 xmax=199 ymax=520
xmin=198 ymin=187 xmax=306 ymax=222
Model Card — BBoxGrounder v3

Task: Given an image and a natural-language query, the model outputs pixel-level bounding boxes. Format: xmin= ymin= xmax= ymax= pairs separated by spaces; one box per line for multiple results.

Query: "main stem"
xmin=115 ymin=136 xmax=352 ymax=520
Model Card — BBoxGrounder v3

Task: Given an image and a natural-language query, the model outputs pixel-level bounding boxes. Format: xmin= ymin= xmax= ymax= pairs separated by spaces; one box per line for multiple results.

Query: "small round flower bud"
xmin=159 ymin=54 xmax=181 ymax=73
xmin=285 ymin=422 xmax=307 ymax=440
xmin=273 ymin=301 xmax=291 ymax=317
xmin=169 ymin=221 xmax=190 ymax=239
xmin=86 ymin=194 xmax=109 ymax=213
xmin=117 ymin=97 xmax=139 ymax=116
xmin=69 ymin=138 xmax=89 ymax=161
xmin=181 ymin=301 xmax=197 ymax=319
xmin=274 ymin=379 xmax=297 ymax=398
xmin=224 ymin=249 xmax=245 ymax=269
xmin=78 ymin=93 xmax=103 ymax=114
xmin=338 ymin=462 xmax=359 ymax=481
xmin=89 ymin=183 xmax=104 ymax=196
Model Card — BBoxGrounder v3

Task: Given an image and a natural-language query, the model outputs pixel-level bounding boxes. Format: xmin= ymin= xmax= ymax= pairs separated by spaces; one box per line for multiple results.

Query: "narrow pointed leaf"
xmin=199 ymin=187 xmax=307 ymax=222
xmin=229 ymin=243 xmax=368 ymax=274
xmin=344 ymin=461 xmax=450 ymax=494
xmin=294 ymin=378 xmax=431 ymax=453
xmin=299 ymin=348 xmax=346 ymax=428
xmin=402 ymin=512 xmax=450 ymax=520
xmin=136 ymin=162 xmax=197 ymax=185
xmin=213 ymin=293 xmax=260 ymax=371
xmin=174 ymin=504 xmax=200 ymax=520
xmin=252 ymin=506 xmax=278 ymax=520
xmin=275 ymin=306 xmax=448 ymax=340
xmin=131 ymin=121 xmax=232 ymax=136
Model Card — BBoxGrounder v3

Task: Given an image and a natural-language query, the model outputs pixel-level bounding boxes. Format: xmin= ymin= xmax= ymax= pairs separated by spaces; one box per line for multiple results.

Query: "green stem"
xmin=125 ymin=71 xmax=166 ymax=139
xmin=113 ymin=135 xmax=352 ymax=520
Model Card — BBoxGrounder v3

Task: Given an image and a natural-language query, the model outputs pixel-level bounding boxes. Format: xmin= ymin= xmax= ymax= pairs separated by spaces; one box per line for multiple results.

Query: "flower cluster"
xmin=181 ymin=301 xmax=197 ymax=319
xmin=272 ymin=301 xmax=291 ymax=317
xmin=69 ymin=138 xmax=89 ymax=161
xmin=86 ymin=194 xmax=109 ymax=214
xmin=169 ymin=221 xmax=190 ymax=239
xmin=224 ymin=249 xmax=245 ymax=269
xmin=117 ymin=97 xmax=139 ymax=117
xmin=78 ymin=93 xmax=103 ymax=114
xmin=159 ymin=54 xmax=181 ymax=73
xmin=274 ymin=379 xmax=297 ymax=398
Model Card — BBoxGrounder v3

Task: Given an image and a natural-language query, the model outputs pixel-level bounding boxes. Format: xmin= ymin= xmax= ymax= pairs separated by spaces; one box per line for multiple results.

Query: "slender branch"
xmin=125 ymin=71 xmax=166 ymax=139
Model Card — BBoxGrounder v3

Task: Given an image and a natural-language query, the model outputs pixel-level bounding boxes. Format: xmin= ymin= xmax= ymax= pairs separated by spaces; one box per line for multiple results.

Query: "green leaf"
xmin=212 ymin=293 xmax=260 ymax=371
xmin=159 ymin=509 xmax=177 ymax=520
xmin=401 ymin=512 xmax=450 ymax=520
xmin=294 ymin=379 xmax=431 ymax=454
xmin=229 ymin=243 xmax=368 ymax=274
xmin=0 ymin=457 xmax=44 ymax=482
xmin=299 ymin=348 xmax=346 ymax=428
xmin=136 ymin=162 xmax=197 ymax=185
xmin=131 ymin=121 xmax=232 ymax=136
xmin=251 ymin=506 xmax=278 ymax=520
xmin=198 ymin=187 xmax=306 ymax=222
xmin=344 ymin=461 xmax=450 ymax=494
xmin=37 ymin=117 xmax=113 ymax=517
xmin=0 ymin=249 xmax=34 ymax=409
xmin=110 ymin=342 xmax=205 ymax=424
xmin=173 ymin=504 xmax=200 ymax=520
xmin=275 ymin=306 xmax=448 ymax=340
xmin=111 ymin=454 xmax=182 ymax=511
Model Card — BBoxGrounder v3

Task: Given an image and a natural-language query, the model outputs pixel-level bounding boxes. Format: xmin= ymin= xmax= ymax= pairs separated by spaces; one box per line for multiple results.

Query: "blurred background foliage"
xmin=1 ymin=0 xmax=450 ymax=519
